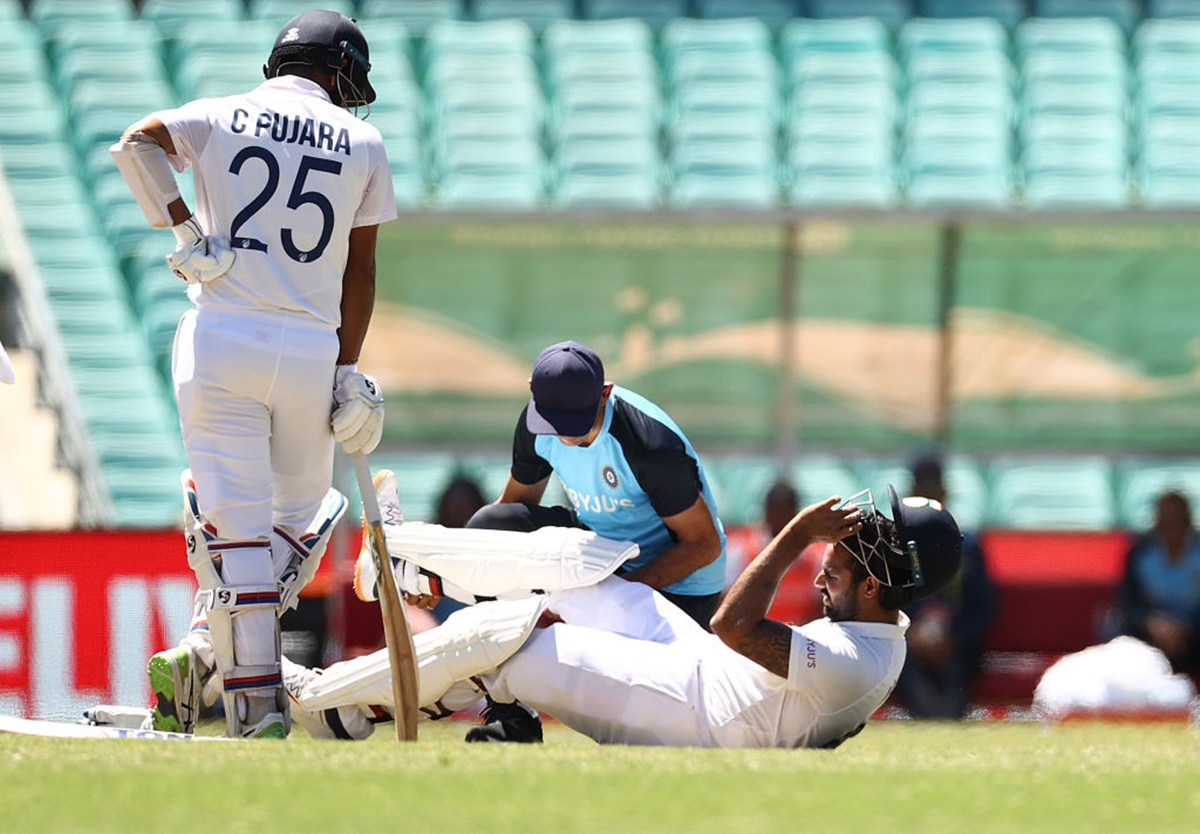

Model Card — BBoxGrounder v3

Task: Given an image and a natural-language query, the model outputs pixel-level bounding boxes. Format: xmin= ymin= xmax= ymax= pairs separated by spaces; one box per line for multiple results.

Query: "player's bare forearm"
xmin=337 ymin=225 xmax=378 ymax=364
xmin=623 ymin=495 xmax=721 ymax=589
xmin=621 ymin=538 xmax=719 ymax=589
xmin=712 ymin=497 xmax=862 ymax=672
xmin=497 ymin=474 xmax=548 ymax=505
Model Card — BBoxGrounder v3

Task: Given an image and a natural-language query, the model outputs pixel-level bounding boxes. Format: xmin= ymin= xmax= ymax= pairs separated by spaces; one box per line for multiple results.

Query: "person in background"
xmin=895 ymin=452 xmax=997 ymax=719
xmin=1114 ymin=489 xmax=1200 ymax=674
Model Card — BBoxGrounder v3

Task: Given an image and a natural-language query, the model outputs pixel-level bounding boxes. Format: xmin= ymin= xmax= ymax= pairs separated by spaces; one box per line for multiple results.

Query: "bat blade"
xmin=353 ymin=454 xmax=419 ymax=742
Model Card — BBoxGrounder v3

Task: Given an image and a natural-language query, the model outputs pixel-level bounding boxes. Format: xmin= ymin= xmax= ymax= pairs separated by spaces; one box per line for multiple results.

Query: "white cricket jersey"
xmin=155 ymin=76 xmax=397 ymax=329
xmin=703 ymin=614 xmax=909 ymax=748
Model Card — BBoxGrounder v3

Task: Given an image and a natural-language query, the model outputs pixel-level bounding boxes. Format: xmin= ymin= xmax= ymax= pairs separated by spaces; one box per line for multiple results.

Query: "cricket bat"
xmin=353 ymin=453 xmax=419 ymax=741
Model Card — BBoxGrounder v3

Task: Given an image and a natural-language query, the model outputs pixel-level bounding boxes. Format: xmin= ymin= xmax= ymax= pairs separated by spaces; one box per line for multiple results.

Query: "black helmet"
xmin=841 ymin=485 xmax=963 ymax=610
xmin=264 ymin=9 xmax=375 ymax=107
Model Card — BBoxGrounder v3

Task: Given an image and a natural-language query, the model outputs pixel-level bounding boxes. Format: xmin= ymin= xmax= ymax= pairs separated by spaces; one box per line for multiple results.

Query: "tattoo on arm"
xmin=735 ymin=620 xmax=794 ymax=678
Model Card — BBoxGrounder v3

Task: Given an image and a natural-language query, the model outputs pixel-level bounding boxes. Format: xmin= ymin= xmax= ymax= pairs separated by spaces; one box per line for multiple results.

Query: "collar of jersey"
xmin=260 ymin=75 xmax=333 ymax=104
xmin=838 ymin=611 xmax=909 ymax=639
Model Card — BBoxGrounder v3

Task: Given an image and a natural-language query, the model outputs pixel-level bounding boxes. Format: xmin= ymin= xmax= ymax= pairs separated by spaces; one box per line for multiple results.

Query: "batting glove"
xmin=331 ymin=364 xmax=384 ymax=455
xmin=166 ymin=217 xmax=235 ymax=284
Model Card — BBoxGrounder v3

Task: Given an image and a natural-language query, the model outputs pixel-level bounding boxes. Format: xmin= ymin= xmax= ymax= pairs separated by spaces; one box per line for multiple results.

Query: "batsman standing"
xmin=110 ymin=10 xmax=396 ymax=738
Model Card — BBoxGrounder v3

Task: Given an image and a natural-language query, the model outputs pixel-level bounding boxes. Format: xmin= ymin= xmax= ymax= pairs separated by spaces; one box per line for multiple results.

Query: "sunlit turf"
xmin=2 ymin=718 xmax=1198 ymax=833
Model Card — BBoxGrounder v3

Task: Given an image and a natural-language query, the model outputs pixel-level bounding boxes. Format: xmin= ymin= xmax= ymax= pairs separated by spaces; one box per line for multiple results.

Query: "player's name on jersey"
xmin=231 ymin=109 xmax=352 ymax=156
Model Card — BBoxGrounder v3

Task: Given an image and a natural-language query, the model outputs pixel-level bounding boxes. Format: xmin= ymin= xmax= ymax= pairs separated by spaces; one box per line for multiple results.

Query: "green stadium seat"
xmin=906 ymin=50 xmax=1015 ymax=88
xmin=1033 ymin=0 xmax=1142 ymax=36
xmin=1016 ymin=17 xmax=1126 ymax=55
xmin=140 ymin=0 xmax=245 ymax=35
xmin=357 ymin=0 xmax=463 ymax=33
xmin=781 ymin=18 xmax=891 ymax=62
xmin=581 ymin=0 xmax=687 ymax=30
xmin=916 ymin=0 xmax=1026 ymax=31
xmin=671 ymin=136 xmax=779 ymax=208
xmin=905 ymin=134 xmax=1013 ymax=207
xmin=473 ymin=0 xmax=572 ymax=32
xmin=1115 ymin=458 xmax=1200 ymax=530
xmin=807 ymin=0 xmax=913 ymax=30
xmin=899 ymin=17 xmax=1009 ymax=56
xmin=544 ymin=17 xmax=654 ymax=55
xmin=422 ymin=18 xmax=534 ymax=65
xmin=1134 ymin=19 xmax=1200 ymax=57
xmin=694 ymin=0 xmax=797 ymax=30
xmin=790 ymin=51 xmax=899 ymax=88
xmin=247 ymin=0 xmax=357 ymax=21
xmin=662 ymin=16 xmax=774 ymax=57
xmin=1147 ymin=0 xmax=1200 ymax=15
xmin=986 ymin=456 xmax=1117 ymax=529
xmin=28 ymin=0 xmax=134 ymax=36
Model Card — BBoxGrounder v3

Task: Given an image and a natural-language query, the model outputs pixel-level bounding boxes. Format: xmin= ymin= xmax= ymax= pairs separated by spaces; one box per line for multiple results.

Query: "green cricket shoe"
xmin=147 ymin=645 xmax=200 ymax=734
xmin=241 ymin=711 xmax=289 ymax=739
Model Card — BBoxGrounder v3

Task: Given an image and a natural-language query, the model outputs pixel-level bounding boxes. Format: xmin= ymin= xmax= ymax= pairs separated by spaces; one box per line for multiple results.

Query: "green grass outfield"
xmin=3 ymin=719 xmax=1197 ymax=833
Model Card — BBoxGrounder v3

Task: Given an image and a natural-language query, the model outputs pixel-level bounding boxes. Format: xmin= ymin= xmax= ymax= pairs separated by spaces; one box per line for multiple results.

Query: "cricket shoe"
xmin=353 ymin=468 xmax=404 ymax=603
xmin=147 ymin=645 xmax=202 ymax=734
xmin=240 ymin=710 xmax=288 ymax=739
xmin=281 ymin=656 xmax=376 ymax=741
xmin=464 ymin=696 xmax=543 ymax=744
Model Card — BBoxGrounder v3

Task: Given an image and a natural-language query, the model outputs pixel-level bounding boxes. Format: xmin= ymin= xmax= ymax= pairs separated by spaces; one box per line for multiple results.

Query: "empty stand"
xmin=784 ymin=18 xmax=899 ymax=206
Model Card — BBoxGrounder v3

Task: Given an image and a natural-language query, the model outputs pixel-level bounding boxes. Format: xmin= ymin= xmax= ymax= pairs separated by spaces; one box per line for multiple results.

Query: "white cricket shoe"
xmin=352 ymin=468 xmax=403 ymax=603
xmin=281 ymin=655 xmax=378 ymax=741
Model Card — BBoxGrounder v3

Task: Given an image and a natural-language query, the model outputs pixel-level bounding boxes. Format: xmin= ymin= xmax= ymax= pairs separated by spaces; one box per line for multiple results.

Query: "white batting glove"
xmin=166 ymin=217 xmax=235 ymax=284
xmin=331 ymin=364 xmax=384 ymax=455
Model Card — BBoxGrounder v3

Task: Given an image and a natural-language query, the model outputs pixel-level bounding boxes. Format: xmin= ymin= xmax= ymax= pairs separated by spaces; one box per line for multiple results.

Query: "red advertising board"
xmin=0 ymin=529 xmax=365 ymax=720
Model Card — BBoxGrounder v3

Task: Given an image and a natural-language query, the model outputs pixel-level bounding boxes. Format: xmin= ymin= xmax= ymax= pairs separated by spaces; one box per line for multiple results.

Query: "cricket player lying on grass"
xmin=280 ymin=470 xmax=964 ymax=749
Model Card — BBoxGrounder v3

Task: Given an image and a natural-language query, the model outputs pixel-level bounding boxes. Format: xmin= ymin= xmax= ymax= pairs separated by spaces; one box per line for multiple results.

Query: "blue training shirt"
xmin=510 ymin=386 xmax=727 ymax=597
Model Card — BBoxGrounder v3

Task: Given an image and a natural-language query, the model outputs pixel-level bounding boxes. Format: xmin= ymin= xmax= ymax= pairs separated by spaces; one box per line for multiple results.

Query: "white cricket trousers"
xmin=172 ymin=306 xmax=338 ymax=542
xmin=486 ymin=579 xmax=722 ymax=747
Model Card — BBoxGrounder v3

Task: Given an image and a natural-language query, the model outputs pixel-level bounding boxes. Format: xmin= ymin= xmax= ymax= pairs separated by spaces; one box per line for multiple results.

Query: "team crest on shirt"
xmin=601 ymin=465 xmax=620 ymax=489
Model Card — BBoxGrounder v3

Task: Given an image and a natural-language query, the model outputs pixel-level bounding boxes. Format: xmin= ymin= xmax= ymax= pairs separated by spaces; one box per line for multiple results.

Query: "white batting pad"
xmin=300 ymin=595 xmax=547 ymax=711
xmin=381 ymin=523 xmax=639 ymax=597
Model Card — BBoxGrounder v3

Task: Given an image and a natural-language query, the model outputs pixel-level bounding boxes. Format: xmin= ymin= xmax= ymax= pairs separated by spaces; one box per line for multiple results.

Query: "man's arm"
xmin=336 ymin=224 xmax=378 ymax=365
xmin=121 ymin=118 xmax=192 ymax=225
xmin=711 ymin=497 xmax=862 ymax=677
xmin=497 ymin=474 xmax=549 ymax=506
xmin=620 ymin=494 xmax=722 ymax=590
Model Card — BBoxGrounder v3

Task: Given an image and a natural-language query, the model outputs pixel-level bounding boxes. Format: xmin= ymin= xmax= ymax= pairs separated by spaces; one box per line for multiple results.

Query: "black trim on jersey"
xmin=511 ymin=404 xmax=553 ymax=486
xmin=608 ymin=397 xmax=703 ymax=520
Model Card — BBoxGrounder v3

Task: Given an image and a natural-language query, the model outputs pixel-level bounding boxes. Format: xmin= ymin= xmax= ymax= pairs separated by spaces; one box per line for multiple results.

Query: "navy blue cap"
xmin=526 ymin=341 xmax=605 ymax=437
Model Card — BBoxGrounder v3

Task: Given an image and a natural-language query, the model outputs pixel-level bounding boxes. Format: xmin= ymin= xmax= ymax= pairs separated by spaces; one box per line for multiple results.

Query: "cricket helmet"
xmin=264 ymin=9 xmax=375 ymax=107
xmin=840 ymin=485 xmax=963 ymax=609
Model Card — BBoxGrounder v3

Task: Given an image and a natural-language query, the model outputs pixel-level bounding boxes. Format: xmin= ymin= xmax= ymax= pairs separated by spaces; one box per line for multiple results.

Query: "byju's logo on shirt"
xmin=601 ymin=465 xmax=620 ymax=489
xmin=565 ymin=486 xmax=635 ymax=515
